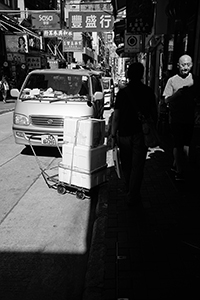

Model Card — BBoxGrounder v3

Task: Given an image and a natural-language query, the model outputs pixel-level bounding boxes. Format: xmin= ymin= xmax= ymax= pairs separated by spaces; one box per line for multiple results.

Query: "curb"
xmin=82 ymin=150 xmax=114 ymax=300
xmin=0 ymin=99 xmax=15 ymax=115
xmin=0 ymin=107 xmax=14 ymax=115
xmin=82 ymin=181 xmax=108 ymax=300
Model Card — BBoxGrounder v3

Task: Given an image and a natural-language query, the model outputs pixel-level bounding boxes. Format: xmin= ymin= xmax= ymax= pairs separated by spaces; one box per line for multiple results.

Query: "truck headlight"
xmin=14 ymin=113 xmax=30 ymax=125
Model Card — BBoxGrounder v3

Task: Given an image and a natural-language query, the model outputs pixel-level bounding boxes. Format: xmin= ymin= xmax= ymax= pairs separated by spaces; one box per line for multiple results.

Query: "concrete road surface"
xmin=0 ymin=110 xmax=104 ymax=300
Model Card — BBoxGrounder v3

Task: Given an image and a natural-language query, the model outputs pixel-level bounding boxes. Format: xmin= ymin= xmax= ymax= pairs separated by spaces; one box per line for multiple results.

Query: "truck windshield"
xmin=20 ymin=73 xmax=89 ymax=100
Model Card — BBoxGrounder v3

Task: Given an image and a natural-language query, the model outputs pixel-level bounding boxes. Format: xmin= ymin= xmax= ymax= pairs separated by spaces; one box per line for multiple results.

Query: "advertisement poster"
xmin=5 ymin=35 xmax=28 ymax=53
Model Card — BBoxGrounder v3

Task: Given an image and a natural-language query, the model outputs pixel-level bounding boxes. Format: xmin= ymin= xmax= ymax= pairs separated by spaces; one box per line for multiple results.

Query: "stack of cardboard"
xmin=58 ymin=117 xmax=107 ymax=190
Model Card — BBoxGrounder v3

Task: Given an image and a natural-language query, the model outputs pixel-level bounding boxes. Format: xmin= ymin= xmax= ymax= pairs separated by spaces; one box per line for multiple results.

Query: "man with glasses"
xmin=163 ymin=54 xmax=200 ymax=181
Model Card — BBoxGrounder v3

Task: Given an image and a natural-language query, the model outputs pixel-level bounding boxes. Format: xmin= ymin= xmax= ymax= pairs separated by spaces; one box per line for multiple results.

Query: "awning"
xmin=0 ymin=15 xmax=40 ymax=39
xmin=0 ymin=15 xmax=23 ymax=33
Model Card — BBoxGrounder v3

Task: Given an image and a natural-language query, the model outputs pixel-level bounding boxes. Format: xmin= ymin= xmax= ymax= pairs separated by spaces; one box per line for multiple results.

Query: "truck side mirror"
xmin=10 ymin=89 xmax=20 ymax=98
xmin=93 ymin=91 xmax=103 ymax=101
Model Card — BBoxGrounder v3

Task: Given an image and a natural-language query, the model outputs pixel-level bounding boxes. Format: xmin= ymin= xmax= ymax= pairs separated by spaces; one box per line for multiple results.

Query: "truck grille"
xmin=30 ymin=116 xmax=64 ymax=127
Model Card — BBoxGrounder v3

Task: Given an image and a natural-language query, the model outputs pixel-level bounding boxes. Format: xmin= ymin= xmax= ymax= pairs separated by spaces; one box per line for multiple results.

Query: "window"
xmin=91 ymin=75 xmax=103 ymax=94
xmin=21 ymin=73 xmax=90 ymax=99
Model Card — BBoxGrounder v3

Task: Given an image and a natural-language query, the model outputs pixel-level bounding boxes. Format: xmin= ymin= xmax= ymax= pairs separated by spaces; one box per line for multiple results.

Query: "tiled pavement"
xmin=102 ymin=128 xmax=200 ymax=300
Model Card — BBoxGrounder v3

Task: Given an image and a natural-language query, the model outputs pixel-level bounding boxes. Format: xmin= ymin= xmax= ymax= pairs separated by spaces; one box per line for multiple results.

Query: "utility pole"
xmin=60 ymin=0 xmax=65 ymax=29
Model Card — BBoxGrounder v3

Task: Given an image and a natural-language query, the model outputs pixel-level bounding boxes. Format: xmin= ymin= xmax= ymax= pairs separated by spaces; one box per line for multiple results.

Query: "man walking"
xmin=111 ymin=62 xmax=157 ymax=207
xmin=163 ymin=54 xmax=200 ymax=180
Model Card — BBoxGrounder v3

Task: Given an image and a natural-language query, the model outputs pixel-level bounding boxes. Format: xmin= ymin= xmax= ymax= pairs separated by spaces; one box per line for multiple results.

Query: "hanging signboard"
xmin=124 ymin=34 xmax=141 ymax=53
xmin=68 ymin=12 xmax=113 ymax=32
xmin=80 ymin=3 xmax=112 ymax=11
xmin=48 ymin=59 xmax=59 ymax=69
xmin=43 ymin=29 xmax=73 ymax=38
xmin=32 ymin=12 xmax=60 ymax=30
xmin=5 ymin=34 xmax=28 ymax=53
xmin=126 ymin=0 xmax=154 ymax=34
xmin=26 ymin=57 xmax=41 ymax=70
xmin=7 ymin=52 xmax=25 ymax=64
xmin=63 ymin=39 xmax=83 ymax=52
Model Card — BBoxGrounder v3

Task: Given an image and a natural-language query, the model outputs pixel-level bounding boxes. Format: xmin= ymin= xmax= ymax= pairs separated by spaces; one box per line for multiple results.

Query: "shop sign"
xmin=48 ymin=59 xmax=59 ymax=69
xmin=32 ymin=12 xmax=60 ymax=30
xmin=43 ymin=29 xmax=73 ymax=38
xmin=7 ymin=53 xmax=26 ymax=64
xmin=68 ymin=12 xmax=113 ymax=32
xmin=80 ymin=3 xmax=112 ymax=11
xmin=124 ymin=34 xmax=141 ymax=53
xmin=26 ymin=57 xmax=41 ymax=69
xmin=63 ymin=39 xmax=82 ymax=52
xmin=126 ymin=0 xmax=154 ymax=34
xmin=67 ymin=2 xmax=112 ymax=12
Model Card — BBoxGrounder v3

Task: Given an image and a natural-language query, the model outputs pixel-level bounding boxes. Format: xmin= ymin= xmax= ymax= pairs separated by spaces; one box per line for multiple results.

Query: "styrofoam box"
xmin=62 ymin=143 xmax=107 ymax=173
xmin=58 ymin=165 xmax=107 ymax=189
xmin=64 ymin=117 xmax=105 ymax=147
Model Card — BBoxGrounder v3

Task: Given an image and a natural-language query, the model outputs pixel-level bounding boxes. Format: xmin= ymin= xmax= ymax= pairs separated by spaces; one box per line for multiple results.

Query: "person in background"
xmin=118 ymin=77 xmax=127 ymax=90
xmin=111 ymin=62 xmax=157 ymax=207
xmin=163 ymin=54 xmax=200 ymax=181
xmin=0 ymin=75 xmax=9 ymax=103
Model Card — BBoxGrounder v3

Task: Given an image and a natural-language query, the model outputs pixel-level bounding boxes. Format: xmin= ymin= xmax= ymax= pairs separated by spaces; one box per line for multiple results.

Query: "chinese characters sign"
xmin=43 ymin=29 xmax=73 ymax=38
xmin=63 ymin=39 xmax=82 ymax=52
xmin=79 ymin=3 xmax=112 ymax=11
xmin=126 ymin=0 xmax=154 ymax=34
xmin=68 ymin=12 xmax=113 ymax=32
xmin=26 ymin=57 xmax=41 ymax=69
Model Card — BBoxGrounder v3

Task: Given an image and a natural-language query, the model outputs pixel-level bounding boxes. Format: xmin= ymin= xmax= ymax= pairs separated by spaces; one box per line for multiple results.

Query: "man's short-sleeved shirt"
xmin=163 ymin=73 xmax=193 ymax=98
xmin=163 ymin=73 xmax=197 ymax=124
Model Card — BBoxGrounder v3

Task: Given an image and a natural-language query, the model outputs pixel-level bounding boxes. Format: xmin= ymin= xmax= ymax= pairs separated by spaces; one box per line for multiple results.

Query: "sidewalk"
xmin=102 ymin=128 xmax=200 ymax=300
xmin=84 ymin=126 xmax=200 ymax=300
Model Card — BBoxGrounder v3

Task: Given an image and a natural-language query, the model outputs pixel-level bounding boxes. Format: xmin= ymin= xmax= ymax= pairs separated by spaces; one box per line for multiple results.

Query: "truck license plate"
xmin=41 ymin=135 xmax=58 ymax=146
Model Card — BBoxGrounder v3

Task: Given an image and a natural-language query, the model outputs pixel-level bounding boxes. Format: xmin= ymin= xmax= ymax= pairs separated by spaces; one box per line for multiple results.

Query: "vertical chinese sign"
xmin=68 ymin=12 xmax=114 ymax=32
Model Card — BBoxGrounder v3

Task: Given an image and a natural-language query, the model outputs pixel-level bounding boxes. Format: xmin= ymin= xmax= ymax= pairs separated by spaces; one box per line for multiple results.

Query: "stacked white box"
xmin=59 ymin=116 xmax=107 ymax=189
xmin=62 ymin=143 xmax=107 ymax=173
xmin=63 ymin=117 xmax=105 ymax=148
xmin=58 ymin=165 xmax=107 ymax=189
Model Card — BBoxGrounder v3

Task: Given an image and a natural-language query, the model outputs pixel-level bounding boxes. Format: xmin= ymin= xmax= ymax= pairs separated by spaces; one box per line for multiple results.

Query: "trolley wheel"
xmin=76 ymin=190 xmax=85 ymax=200
xmin=57 ymin=184 xmax=66 ymax=195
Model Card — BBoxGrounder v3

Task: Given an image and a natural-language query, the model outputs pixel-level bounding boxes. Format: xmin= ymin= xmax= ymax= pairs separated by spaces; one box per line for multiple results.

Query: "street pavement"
xmin=1 ymin=100 xmax=200 ymax=299
xmin=0 ymin=98 xmax=15 ymax=115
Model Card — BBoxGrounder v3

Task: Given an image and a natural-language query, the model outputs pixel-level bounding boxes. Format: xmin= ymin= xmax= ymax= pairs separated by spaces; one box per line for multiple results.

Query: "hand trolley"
xmin=28 ymin=134 xmax=93 ymax=199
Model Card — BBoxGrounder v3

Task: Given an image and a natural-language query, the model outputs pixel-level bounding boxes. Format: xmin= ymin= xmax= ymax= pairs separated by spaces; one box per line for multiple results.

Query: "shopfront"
xmin=0 ymin=14 xmax=47 ymax=89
